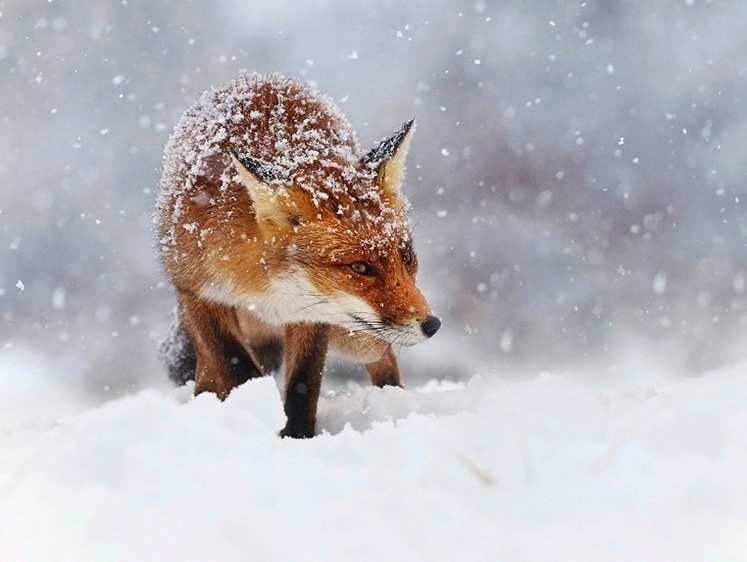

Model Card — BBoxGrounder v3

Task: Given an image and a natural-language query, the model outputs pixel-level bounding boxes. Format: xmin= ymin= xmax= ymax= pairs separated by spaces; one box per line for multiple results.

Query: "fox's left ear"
xmin=364 ymin=119 xmax=415 ymax=207
xmin=230 ymin=150 xmax=294 ymax=229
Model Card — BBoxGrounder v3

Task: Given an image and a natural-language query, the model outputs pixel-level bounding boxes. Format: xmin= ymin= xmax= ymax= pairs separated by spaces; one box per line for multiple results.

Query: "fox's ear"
xmin=230 ymin=150 xmax=294 ymax=228
xmin=364 ymin=119 xmax=415 ymax=206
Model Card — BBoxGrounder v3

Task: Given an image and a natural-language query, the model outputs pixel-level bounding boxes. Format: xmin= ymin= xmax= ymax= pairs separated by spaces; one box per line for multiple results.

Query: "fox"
xmin=154 ymin=73 xmax=440 ymax=438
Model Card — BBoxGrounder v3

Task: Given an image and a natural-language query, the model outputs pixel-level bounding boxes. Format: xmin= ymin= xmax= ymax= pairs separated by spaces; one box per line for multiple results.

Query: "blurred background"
xmin=2 ymin=0 xmax=747 ymax=401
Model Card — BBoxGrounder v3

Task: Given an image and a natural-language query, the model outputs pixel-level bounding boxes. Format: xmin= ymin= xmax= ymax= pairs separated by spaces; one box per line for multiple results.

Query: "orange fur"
xmin=155 ymin=73 xmax=439 ymax=437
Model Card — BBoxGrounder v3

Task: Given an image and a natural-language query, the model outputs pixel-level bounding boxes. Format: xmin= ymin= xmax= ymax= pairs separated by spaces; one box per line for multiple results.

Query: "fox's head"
xmin=230 ymin=120 xmax=440 ymax=347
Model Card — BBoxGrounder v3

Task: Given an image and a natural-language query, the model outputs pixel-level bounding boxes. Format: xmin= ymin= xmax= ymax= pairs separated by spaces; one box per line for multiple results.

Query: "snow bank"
xmin=0 ymin=345 xmax=90 ymax=427
xmin=1 ymin=364 xmax=747 ymax=561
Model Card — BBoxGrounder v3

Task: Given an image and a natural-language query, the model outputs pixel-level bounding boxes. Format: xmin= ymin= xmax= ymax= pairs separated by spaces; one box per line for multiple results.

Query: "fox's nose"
xmin=420 ymin=315 xmax=441 ymax=338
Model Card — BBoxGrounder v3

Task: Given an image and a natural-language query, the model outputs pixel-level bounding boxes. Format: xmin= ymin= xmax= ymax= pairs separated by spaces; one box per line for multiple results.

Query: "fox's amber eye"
xmin=350 ymin=261 xmax=373 ymax=276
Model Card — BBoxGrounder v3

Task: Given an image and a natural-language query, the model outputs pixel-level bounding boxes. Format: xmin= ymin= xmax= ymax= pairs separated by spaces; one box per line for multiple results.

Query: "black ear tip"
xmin=365 ymin=118 xmax=417 ymax=166
xmin=230 ymin=149 xmax=251 ymax=169
xmin=230 ymin=150 xmax=284 ymax=183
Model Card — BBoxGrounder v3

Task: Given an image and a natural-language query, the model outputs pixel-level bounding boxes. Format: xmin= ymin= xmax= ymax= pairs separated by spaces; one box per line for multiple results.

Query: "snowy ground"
xmin=1 ymin=347 xmax=747 ymax=561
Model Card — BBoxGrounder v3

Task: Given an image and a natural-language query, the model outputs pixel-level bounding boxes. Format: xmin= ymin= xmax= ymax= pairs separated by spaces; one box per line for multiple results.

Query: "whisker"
xmin=243 ymin=287 xmax=417 ymax=347
xmin=290 ymin=299 xmax=330 ymax=314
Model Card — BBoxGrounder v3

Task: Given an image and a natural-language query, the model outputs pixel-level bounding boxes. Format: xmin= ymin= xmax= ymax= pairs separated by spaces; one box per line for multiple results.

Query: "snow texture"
xmin=2 ymin=349 xmax=747 ymax=561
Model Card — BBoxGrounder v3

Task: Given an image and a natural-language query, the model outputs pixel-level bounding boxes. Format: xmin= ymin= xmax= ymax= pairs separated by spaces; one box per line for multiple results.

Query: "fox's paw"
xmin=373 ymin=372 xmax=402 ymax=388
xmin=279 ymin=421 xmax=315 ymax=439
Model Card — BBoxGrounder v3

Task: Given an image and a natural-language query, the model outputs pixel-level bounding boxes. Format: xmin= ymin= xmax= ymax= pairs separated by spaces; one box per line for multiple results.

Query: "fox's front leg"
xmin=281 ymin=323 xmax=330 ymax=438
xmin=179 ymin=292 xmax=264 ymax=400
xmin=366 ymin=346 xmax=402 ymax=388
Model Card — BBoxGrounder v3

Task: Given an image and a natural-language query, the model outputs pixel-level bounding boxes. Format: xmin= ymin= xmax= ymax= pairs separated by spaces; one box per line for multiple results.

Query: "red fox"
xmin=155 ymin=73 xmax=440 ymax=438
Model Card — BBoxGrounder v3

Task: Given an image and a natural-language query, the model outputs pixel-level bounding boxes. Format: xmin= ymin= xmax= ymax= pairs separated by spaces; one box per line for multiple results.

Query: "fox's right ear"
xmin=230 ymin=150 xmax=294 ymax=228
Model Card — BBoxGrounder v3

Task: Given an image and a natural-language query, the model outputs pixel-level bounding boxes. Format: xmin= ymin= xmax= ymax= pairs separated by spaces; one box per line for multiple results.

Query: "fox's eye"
xmin=350 ymin=261 xmax=373 ymax=276
xmin=402 ymin=249 xmax=413 ymax=265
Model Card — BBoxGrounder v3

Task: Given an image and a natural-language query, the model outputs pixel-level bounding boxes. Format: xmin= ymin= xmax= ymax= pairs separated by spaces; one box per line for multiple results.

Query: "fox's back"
xmin=155 ymin=73 xmax=366 ymax=285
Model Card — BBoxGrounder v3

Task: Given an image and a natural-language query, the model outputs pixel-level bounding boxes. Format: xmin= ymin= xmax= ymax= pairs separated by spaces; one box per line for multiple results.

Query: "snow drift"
xmin=1 ymin=352 xmax=746 ymax=561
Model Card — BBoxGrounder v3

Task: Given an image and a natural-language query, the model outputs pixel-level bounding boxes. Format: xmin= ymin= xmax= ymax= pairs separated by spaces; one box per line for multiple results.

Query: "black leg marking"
xmin=221 ymin=336 xmax=263 ymax=388
xmin=253 ymin=338 xmax=284 ymax=374
xmin=281 ymin=324 xmax=329 ymax=439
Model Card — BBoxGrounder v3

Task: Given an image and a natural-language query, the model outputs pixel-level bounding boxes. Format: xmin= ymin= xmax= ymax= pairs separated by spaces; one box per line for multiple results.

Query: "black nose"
xmin=420 ymin=315 xmax=441 ymax=338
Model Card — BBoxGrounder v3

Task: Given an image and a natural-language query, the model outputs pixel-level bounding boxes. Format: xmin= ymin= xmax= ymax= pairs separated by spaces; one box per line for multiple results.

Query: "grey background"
xmin=2 ymin=0 xmax=745 ymax=399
